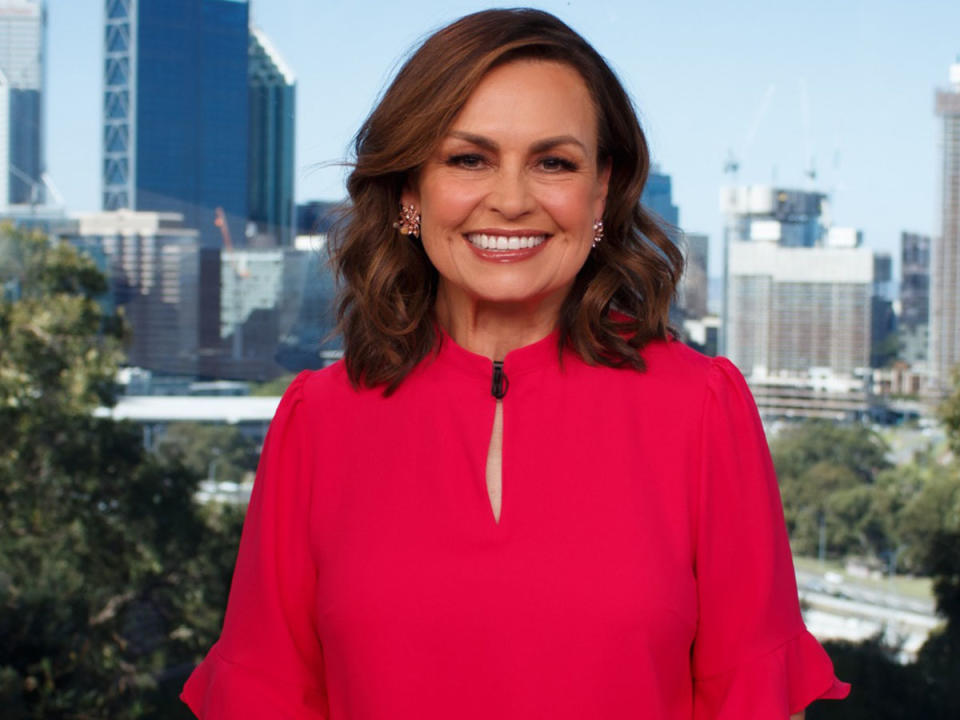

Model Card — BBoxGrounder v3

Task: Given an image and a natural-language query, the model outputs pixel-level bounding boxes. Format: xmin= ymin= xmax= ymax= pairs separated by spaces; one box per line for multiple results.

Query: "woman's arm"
xmin=791 ymin=712 xmax=805 ymax=720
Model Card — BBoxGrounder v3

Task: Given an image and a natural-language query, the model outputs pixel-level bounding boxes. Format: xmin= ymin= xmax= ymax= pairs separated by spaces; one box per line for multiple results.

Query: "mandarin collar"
xmin=431 ymin=319 xmax=565 ymax=379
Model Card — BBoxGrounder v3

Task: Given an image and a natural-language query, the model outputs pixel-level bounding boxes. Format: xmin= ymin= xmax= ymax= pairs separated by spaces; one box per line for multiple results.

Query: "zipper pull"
xmin=491 ymin=360 xmax=509 ymax=399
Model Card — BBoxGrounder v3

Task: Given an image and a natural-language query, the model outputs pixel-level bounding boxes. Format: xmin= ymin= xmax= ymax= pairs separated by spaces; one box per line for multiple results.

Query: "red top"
xmin=181 ymin=326 xmax=850 ymax=719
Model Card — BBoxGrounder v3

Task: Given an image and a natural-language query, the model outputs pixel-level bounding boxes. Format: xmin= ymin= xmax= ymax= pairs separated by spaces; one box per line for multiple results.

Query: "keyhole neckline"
xmin=431 ymin=318 xmax=565 ymax=379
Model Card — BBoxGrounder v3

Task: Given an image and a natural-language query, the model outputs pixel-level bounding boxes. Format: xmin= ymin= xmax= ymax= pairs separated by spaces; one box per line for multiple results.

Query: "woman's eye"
xmin=447 ymin=153 xmax=486 ymax=169
xmin=539 ymin=156 xmax=578 ymax=172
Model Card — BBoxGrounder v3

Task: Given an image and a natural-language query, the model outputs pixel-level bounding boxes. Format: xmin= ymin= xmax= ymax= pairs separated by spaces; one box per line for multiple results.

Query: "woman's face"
xmin=404 ymin=59 xmax=610 ymax=313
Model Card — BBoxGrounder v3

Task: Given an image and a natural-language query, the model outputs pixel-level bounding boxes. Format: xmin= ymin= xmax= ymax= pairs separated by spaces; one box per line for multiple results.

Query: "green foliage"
xmin=249 ymin=372 xmax=296 ymax=397
xmin=0 ymin=225 xmax=244 ymax=718
xmin=940 ymin=365 xmax=960 ymax=457
xmin=772 ymin=420 xmax=891 ymax=485
xmin=154 ymin=423 xmax=260 ymax=485
xmin=772 ymin=421 xmax=893 ymax=560
xmin=808 ymin=636 xmax=937 ymax=719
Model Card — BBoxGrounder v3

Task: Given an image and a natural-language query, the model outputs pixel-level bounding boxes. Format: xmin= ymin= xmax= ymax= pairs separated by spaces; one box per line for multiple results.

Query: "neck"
xmin=433 ymin=284 xmax=564 ymax=361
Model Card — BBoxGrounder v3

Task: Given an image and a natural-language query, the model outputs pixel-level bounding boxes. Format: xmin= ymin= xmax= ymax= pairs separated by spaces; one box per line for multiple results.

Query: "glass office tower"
xmin=102 ymin=0 xmax=249 ymax=248
xmin=0 ymin=0 xmax=45 ymax=206
xmin=248 ymin=27 xmax=295 ymax=246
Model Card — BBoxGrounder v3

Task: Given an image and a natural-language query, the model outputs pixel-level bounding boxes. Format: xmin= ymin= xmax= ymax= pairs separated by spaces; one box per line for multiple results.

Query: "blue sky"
xmin=45 ymin=1 xmax=960 ymax=277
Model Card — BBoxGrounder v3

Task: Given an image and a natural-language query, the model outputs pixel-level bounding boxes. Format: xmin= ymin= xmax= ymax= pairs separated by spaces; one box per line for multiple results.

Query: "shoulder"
xmin=594 ymin=331 xmax=755 ymax=431
xmin=630 ymin=335 xmax=719 ymax=403
xmin=297 ymin=359 xmax=352 ymax=405
xmin=287 ymin=359 xmax=390 ymax=426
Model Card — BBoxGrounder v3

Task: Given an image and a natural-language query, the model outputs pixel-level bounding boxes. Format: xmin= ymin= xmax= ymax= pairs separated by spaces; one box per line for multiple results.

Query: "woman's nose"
xmin=486 ymin=166 xmax=535 ymax=219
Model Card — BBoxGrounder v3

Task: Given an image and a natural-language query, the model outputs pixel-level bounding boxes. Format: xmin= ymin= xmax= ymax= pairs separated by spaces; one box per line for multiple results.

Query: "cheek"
xmin=421 ymin=178 xmax=481 ymax=232
xmin=539 ymin=184 xmax=599 ymax=229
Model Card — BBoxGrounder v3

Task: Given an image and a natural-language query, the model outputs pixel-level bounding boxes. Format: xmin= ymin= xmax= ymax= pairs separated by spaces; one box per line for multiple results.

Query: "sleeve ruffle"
xmin=693 ymin=629 xmax=851 ymax=717
xmin=180 ymin=644 xmax=328 ymax=719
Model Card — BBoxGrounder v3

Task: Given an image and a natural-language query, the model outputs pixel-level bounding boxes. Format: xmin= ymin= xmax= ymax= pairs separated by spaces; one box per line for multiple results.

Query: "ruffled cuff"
xmin=180 ymin=645 xmax=327 ymax=719
xmin=693 ymin=630 xmax=851 ymax=718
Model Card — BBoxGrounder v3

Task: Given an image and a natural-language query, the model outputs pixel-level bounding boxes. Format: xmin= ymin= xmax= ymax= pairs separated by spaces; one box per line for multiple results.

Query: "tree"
xmin=249 ymin=372 xmax=297 ymax=397
xmin=0 ymin=225 xmax=243 ymax=718
xmin=772 ymin=423 xmax=893 ymax=559
xmin=941 ymin=365 xmax=960 ymax=457
xmin=154 ymin=423 xmax=260 ymax=486
xmin=907 ymin=369 xmax=960 ymax=716
xmin=771 ymin=420 xmax=891 ymax=486
xmin=809 ymin=636 xmax=937 ymax=720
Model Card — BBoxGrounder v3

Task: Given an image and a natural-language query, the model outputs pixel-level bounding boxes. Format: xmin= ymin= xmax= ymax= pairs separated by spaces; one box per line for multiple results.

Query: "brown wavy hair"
xmin=330 ymin=8 xmax=684 ymax=395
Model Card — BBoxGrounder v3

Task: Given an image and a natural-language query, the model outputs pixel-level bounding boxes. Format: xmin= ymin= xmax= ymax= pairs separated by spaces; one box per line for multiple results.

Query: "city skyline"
xmin=39 ymin=1 xmax=960 ymax=279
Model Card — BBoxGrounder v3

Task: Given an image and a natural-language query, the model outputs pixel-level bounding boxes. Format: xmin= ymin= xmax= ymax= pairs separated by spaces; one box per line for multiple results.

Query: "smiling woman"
xmin=408 ymin=60 xmax=610 ymax=340
xmin=180 ymin=8 xmax=850 ymax=720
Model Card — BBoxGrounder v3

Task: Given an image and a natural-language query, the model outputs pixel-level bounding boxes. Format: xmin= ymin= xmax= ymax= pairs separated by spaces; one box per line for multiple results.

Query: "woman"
xmin=181 ymin=9 xmax=850 ymax=719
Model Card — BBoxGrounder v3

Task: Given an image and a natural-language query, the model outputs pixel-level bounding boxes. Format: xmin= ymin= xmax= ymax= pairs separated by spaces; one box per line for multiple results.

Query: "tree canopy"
xmin=0 ymin=225 xmax=242 ymax=718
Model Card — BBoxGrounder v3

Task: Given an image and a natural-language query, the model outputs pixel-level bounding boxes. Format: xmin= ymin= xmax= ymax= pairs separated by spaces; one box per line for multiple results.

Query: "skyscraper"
xmin=901 ymin=232 xmax=931 ymax=331
xmin=719 ymin=185 xmax=828 ymax=354
xmin=900 ymin=232 xmax=930 ymax=365
xmin=102 ymin=0 xmax=249 ymax=247
xmin=248 ymin=27 xmax=295 ymax=246
xmin=931 ymin=61 xmax=960 ymax=393
xmin=727 ymin=240 xmax=875 ymax=378
xmin=679 ymin=232 xmax=708 ymax=319
xmin=0 ymin=0 xmax=45 ymax=206
xmin=641 ymin=164 xmax=679 ymax=230
xmin=56 ymin=210 xmax=202 ymax=376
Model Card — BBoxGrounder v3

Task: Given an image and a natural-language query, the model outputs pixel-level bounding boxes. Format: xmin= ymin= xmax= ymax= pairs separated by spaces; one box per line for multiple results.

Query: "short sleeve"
xmin=180 ymin=371 xmax=328 ymax=719
xmin=691 ymin=357 xmax=850 ymax=717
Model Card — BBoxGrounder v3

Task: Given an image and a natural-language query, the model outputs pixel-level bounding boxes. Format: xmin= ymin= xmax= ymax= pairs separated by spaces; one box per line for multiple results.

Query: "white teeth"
xmin=467 ymin=234 xmax=547 ymax=251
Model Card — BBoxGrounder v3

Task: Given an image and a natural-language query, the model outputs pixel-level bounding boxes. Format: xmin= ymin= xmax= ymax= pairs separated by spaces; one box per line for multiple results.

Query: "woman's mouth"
xmin=466 ymin=233 xmax=548 ymax=250
xmin=463 ymin=232 xmax=551 ymax=263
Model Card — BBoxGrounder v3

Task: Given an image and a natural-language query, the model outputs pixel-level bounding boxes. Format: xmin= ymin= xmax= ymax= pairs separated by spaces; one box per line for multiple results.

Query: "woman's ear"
xmin=401 ymin=187 xmax=419 ymax=210
xmin=595 ymin=160 xmax=612 ymax=217
xmin=400 ymin=173 xmax=420 ymax=211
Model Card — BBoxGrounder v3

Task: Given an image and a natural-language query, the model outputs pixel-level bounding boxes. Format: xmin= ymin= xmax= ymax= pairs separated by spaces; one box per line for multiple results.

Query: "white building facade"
xmin=727 ymin=240 xmax=874 ymax=378
xmin=931 ymin=62 xmax=960 ymax=394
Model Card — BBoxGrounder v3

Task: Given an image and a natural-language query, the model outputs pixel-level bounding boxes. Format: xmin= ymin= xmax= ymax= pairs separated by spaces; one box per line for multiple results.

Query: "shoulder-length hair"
xmin=330 ymin=7 xmax=683 ymax=395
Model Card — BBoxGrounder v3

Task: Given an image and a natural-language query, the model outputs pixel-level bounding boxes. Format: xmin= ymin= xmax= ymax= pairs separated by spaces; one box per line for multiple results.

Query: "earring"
xmin=591 ymin=219 xmax=604 ymax=248
xmin=393 ymin=202 xmax=421 ymax=238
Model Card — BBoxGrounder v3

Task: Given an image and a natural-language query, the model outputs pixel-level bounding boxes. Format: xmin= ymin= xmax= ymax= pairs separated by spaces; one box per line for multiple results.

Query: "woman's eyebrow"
xmin=447 ymin=131 xmax=498 ymax=152
xmin=446 ymin=131 xmax=587 ymax=155
xmin=530 ymin=135 xmax=587 ymax=154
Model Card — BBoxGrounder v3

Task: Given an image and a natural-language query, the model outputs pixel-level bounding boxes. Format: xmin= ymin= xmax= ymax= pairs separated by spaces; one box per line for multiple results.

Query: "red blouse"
xmin=181 ymin=325 xmax=850 ymax=718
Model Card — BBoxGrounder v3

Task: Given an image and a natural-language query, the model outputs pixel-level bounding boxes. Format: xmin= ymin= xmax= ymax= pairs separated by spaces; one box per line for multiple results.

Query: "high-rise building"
xmin=721 ymin=186 xmax=828 ymax=249
xmin=931 ymin=61 xmax=960 ymax=392
xmin=641 ymin=164 xmax=679 ymax=231
xmin=248 ymin=27 xmax=295 ymax=246
xmin=218 ymin=246 xmax=310 ymax=380
xmin=275 ymin=233 xmax=341 ymax=371
xmin=102 ymin=0 xmax=249 ymax=248
xmin=901 ymin=232 xmax=931 ymax=331
xmin=0 ymin=0 xmax=45 ymax=207
xmin=56 ymin=210 xmax=202 ymax=375
xmin=870 ymin=252 xmax=897 ymax=368
xmin=719 ymin=185 xmax=829 ymax=354
xmin=726 ymin=239 xmax=875 ymax=378
xmin=296 ymin=199 xmax=342 ymax=235
xmin=679 ymin=232 xmax=708 ymax=319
